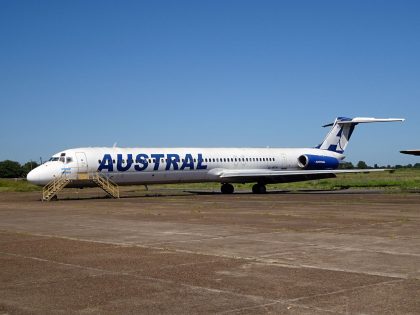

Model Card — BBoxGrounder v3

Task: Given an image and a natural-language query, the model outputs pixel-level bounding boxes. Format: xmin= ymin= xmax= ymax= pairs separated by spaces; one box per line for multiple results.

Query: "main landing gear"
xmin=252 ymin=183 xmax=266 ymax=194
xmin=220 ymin=183 xmax=267 ymax=194
xmin=220 ymin=183 xmax=234 ymax=194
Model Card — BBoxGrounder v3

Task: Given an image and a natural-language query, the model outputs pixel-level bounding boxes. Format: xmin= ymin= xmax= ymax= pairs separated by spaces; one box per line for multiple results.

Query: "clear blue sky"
xmin=1 ymin=0 xmax=419 ymax=166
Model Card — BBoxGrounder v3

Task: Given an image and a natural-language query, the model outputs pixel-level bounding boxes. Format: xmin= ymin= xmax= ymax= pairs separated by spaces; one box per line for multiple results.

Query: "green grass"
xmin=1 ymin=169 xmax=419 ymax=193
xmin=268 ymin=168 xmax=420 ymax=191
xmin=132 ymin=169 xmax=420 ymax=192
xmin=0 ymin=179 xmax=42 ymax=192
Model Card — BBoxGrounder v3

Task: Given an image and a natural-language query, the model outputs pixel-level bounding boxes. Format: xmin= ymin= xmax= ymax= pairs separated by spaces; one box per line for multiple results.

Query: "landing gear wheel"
xmin=252 ymin=183 xmax=266 ymax=194
xmin=221 ymin=183 xmax=234 ymax=194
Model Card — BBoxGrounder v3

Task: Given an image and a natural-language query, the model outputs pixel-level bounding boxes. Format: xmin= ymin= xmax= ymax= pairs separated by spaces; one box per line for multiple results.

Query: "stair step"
xmin=42 ymin=173 xmax=119 ymax=201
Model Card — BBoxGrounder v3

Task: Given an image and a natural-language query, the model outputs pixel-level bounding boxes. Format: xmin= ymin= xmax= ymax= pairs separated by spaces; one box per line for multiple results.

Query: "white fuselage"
xmin=27 ymin=147 xmax=344 ymax=187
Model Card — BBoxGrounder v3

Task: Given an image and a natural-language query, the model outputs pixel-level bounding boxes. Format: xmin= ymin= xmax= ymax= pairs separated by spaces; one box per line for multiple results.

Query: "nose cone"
xmin=27 ymin=165 xmax=55 ymax=186
xmin=27 ymin=167 xmax=42 ymax=186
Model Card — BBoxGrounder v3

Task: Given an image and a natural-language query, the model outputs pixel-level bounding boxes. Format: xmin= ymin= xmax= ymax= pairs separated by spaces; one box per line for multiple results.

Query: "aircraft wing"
xmin=400 ymin=150 xmax=420 ymax=156
xmin=208 ymin=168 xmax=389 ymax=184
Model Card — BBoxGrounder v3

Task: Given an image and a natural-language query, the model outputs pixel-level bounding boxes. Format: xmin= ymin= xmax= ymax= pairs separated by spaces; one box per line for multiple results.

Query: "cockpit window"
xmin=49 ymin=157 xmax=60 ymax=161
xmin=66 ymin=157 xmax=73 ymax=163
xmin=58 ymin=153 xmax=65 ymax=162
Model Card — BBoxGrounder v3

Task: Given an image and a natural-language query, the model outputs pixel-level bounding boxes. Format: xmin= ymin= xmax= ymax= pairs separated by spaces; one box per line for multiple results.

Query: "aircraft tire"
xmin=252 ymin=183 xmax=266 ymax=194
xmin=221 ymin=183 xmax=234 ymax=194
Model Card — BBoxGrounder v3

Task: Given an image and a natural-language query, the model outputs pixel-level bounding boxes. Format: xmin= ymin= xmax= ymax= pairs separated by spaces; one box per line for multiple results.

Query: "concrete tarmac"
xmin=0 ymin=188 xmax=420 ymax=314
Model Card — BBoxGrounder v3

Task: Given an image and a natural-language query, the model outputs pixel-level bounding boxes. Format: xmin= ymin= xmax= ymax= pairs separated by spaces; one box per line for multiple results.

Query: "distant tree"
xmin=339 ymin=162 xmax=354 ymax=169
xmin=414 ymin=163 xmax=420 ymax=169
xmin=0 ymin=160 xmax=23 ymax=178
xmin=357 ymin=160 xmax=368 ymax=169
xmin=374 ymin=163 xmax=379 ymax=169
xmin=21 ymin=161 xmax=39 ymax=177
xmin=395 ymin=165 xmax=403 ymax=169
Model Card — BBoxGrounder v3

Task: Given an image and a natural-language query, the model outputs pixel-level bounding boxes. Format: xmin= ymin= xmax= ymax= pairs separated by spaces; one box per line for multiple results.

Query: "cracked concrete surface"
xmin=0 ymin=189 xmax=419 ymax=314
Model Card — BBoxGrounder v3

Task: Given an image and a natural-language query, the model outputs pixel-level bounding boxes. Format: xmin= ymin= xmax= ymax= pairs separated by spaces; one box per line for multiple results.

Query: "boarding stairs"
xmin=42 ymin=172 xmax=119 ymax=201
xmin=91 ymin=173 xmax=120 ymax=199
xmin=42 ymin=176 xmax=71 ymax=201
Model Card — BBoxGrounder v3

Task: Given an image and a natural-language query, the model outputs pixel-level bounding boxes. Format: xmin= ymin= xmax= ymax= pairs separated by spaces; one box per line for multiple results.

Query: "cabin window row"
xmin=97 ymin=157 xmax=276 ymax=164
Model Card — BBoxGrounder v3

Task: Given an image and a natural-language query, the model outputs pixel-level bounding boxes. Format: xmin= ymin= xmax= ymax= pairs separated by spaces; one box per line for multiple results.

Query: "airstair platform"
xmin=42 ymin=173 xmax=119 ymax=201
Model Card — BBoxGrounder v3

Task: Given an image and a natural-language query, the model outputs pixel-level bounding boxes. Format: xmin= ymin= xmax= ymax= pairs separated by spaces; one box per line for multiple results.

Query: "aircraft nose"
xmin=27 ymin=168 xmax=41 ymax=185
xmin=26 ymin=166 xmax=54 ymax=186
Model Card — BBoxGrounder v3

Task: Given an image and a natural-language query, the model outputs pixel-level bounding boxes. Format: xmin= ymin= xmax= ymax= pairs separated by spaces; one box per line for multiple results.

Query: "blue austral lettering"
xmin=180 ymin=153 xmax=194 ymax=170
xmin=117 ymin=154 xmax=133 ymax=171
xmin=98 ymin=154 xmax=113 ymax=172
xmin=197 ymin=153 xmax=207 ymax=170
xmin=151 ymin=153 xmax=164 ymax=170
xmin=134 ymin=153 xmax=149 ymax=171
xmin=166 ymin=153 xmax=180 ymax=170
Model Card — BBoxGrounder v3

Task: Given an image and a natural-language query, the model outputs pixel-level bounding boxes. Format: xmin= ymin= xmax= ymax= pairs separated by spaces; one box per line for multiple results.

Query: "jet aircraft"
xmin=27 ymin=117 xmax=404 ymax=194
xmin=400 ymin=150 xmax=420 ymax=156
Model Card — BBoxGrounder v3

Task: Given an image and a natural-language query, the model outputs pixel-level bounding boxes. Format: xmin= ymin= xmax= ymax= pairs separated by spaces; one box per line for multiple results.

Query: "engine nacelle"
xmin=297 ymin=154 xmax=339 ymax=170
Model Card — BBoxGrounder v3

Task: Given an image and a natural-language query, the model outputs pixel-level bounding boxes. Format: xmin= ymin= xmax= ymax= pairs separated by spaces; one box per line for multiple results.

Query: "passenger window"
xmin=113 ymin=160 xmax=116 ymax=164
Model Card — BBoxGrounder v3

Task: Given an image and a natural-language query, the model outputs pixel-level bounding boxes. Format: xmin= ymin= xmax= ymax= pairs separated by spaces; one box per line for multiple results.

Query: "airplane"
xmin=27 ymin=116 xmax=404 ymax=194
xmin=400 ymin=150 xmax=420 ymax=156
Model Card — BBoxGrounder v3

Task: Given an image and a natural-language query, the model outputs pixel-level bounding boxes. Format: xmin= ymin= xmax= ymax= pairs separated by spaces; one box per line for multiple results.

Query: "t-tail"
xmin=317 ymin=117 xmax=405 ymax=154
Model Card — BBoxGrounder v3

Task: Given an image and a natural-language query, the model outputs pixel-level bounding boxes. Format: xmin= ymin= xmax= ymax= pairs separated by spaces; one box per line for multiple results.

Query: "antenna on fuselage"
xmin=113 ymin=142 xmax=117 ymax=148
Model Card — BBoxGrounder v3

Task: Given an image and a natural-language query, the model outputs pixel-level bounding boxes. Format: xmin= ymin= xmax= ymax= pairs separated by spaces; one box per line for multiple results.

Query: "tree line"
xmin=339 ymin=161 xmax=420 ymax=169
xmin=0 ymin=159 xmax=419 ymax=179
xmin=0 ymin=160 xmax=40 ymax=178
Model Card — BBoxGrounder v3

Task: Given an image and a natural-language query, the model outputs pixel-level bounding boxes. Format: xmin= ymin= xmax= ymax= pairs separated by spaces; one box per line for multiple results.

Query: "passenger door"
xmin=75 ymin=152 xmax=88 ymax=174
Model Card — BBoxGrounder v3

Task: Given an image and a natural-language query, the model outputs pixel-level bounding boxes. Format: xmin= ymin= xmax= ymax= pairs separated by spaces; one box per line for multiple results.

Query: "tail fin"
xmin=317 ymin=117 xmax=404 ymax=153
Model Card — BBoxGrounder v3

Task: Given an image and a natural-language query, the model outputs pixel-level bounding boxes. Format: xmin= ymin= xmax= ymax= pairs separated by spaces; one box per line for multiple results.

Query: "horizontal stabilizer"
xmin=323 ymin=117 xmax=404 ymax=127
xmin=338 ymin=117 xmax=405 ymax=124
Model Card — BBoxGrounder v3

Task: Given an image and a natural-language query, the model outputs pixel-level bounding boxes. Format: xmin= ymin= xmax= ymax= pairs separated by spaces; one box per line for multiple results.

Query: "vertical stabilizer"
xmin=317 ymin=117 xmax=404 ymax=153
